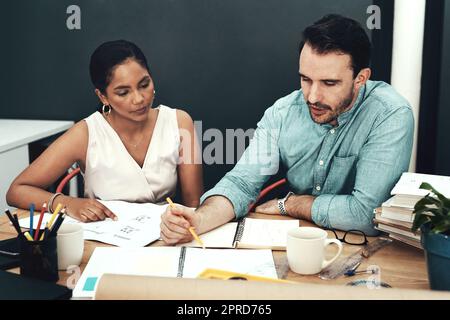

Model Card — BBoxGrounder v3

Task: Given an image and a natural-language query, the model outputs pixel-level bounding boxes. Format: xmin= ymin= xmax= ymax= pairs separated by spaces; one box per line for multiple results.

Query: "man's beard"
xmin=307 ymin=87 xmax=355 ymax=125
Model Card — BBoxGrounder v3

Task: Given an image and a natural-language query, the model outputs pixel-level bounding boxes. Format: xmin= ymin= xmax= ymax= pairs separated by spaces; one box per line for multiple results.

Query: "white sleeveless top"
xmin=81 ymin=105 xmax=179 ymax=203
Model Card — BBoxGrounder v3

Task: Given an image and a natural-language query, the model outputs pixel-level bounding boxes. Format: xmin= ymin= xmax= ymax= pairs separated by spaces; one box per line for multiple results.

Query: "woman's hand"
xmin=64 ymin=198 xmax=117 ymax=222
xmin=160 ymin=203 xmax=200 ymax=245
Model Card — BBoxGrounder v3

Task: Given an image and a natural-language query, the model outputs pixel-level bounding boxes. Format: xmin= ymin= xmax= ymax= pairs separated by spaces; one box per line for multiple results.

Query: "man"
xmin=160 ymin=14 xmax=414 ymax=244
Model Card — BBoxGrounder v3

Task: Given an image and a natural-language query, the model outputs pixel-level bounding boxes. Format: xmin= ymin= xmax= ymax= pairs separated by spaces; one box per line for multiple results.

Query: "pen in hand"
xmin=166 ymin=197 xmax=205 ymax=249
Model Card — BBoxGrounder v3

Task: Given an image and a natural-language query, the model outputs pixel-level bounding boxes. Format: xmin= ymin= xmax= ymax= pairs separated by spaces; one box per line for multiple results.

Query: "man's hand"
xmin=255 ymin=195 xmax=315 ymax=220
xmin=254 ymin=199 xmax=280 ymax=215
xmin=160 ymin=203 xmax=201 ymax=245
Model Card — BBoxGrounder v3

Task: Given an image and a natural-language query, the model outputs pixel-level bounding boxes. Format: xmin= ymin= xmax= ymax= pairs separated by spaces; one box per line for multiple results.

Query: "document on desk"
xmin=18 ymin=200 xmax=167 ymax=247
xmin=182 ymin=218 xmax=299 ymax=250
xmin=72 ymin=246 xmax=277 ymax=299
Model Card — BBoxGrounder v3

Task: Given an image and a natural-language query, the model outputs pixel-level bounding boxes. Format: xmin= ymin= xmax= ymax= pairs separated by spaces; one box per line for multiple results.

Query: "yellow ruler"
xmin=197 ymin=268 xmax=293 ymax=283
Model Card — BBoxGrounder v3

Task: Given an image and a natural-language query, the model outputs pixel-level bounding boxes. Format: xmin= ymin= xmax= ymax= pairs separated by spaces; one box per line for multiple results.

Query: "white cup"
xmin=56 ymin=223 xmax=84 ymax=270
xmin=287 ymin=227 xmax=343 ymax=275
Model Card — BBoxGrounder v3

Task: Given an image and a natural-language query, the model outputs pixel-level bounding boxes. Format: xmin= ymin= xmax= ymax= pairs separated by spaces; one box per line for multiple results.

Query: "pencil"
xmin=47 ymin=203 xmax=62 ymax=229
xmin=49 ymin=208 xmax=66 ymax=237
xmin=166 ymin=197 xmax=205 ymax=249
xmin=24 ymin=231 xmax=33 ymax=241
xmin=39 ymin=223 xmax=48 ymax=241
xmin=29 ymin=203 xmax=35 ymax=238
xmin=12 ymin=214 xmax=24 ymax=239
xmin=4 ymin=209 xmax=21 ymax=235
xmin=34 ymin=203 xmax=47 ymax=241
xmin=188 ymin=227 xmax=205 ymax=249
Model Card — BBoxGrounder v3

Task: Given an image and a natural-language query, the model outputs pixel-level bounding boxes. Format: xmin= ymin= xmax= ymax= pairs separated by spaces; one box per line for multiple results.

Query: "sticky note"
xmin=83 ymin=277 xmax=98 ymax=291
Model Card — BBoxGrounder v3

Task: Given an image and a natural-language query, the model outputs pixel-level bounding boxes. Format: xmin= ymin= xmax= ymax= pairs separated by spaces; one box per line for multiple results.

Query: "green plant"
xmin=412 ymin=182 xmax=450 ymax=235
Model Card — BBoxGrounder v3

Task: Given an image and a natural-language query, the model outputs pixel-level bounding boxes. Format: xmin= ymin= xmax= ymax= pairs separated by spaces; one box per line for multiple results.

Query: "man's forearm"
xmin=195 ymin=196 xmax=236 ymax=234
xmin=285 ymin=195 xmax=315 ymax=221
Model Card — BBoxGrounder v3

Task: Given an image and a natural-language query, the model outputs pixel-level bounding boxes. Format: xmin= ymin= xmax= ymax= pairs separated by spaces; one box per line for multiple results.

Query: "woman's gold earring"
xmin=102 ymin=104 xmax=111 ymax=116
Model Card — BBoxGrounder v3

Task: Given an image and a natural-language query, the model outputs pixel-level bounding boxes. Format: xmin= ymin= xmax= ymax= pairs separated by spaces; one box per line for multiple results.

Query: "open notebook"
xmin=72 ymin=246 xmax=277 ymax=299
xmin=182 ymin=218 xmax=299 ymax=250
xmin=18 ymin=200 xmax=167 ymax=247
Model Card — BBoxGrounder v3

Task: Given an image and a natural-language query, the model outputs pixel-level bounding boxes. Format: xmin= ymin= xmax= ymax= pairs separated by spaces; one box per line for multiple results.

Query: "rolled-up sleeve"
xmin=311 ymin=106 xmax=414 ymax=236
xmin=200 ymin=105 xmax=282 ymax=219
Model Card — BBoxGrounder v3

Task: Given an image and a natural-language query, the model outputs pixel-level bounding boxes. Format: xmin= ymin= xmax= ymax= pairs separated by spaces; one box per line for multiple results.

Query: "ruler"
xmin=197 ymin=268 xmax=293 ymax=283
xmin=319 ymin=237 xmax=392 ymax=280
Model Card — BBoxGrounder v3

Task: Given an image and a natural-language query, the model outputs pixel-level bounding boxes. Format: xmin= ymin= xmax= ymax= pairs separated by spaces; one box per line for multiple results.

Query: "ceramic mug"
xmin=56 ymin=223 xmax=84 ymax=270
xmin=287 ymin=227 xmax=343 ymax=275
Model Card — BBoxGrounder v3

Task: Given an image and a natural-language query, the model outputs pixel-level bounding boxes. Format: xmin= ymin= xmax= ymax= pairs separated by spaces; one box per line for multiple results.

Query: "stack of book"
xmin=374 ymin=172 xmax=450 ymax=249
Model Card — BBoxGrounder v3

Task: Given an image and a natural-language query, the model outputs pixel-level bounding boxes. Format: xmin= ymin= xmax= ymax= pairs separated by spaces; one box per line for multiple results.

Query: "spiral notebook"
xmin=72 ymin=246 xmax=277 ymax=299
xmin=182 ymin=218 xmax=299 ymax=251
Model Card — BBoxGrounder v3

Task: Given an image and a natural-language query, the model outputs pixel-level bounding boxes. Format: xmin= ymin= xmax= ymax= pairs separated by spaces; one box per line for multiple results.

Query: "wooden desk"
xmin=0 ymin=209 xmax=430 ymax=294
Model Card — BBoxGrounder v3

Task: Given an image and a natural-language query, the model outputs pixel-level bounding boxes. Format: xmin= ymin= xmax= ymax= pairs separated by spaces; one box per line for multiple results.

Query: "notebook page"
xmin=181 ymin=222 xmax=238 ymax=248
xmin=72 ymin=247 xmax=181 ymax=299
xmin=19 ymin=201 xmax=167 ymax=247
xmin=182 ymin=248 xmax=278 ymax=279
xmin=237 ymin=218 xmax=299 ymax=250
xmin=68 ymin=200 xmax=167 ymax=247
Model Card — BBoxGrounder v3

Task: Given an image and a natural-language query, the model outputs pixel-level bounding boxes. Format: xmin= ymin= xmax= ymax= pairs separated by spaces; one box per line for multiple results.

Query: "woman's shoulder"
xmin=65 ymin=118 xmax=89 ymax=142
xmin=50 ymin=118 xmax=88 ymax=164
xmin=175 ymin=108 xmax=194 ymax=129
xmin=157 ymin=105 xmax=194 ymax=129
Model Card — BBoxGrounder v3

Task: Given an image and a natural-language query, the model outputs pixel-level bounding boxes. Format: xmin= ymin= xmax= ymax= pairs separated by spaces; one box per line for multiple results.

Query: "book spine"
xmin=177 ymin=247 xmax=186 ymax=278
xmin=233 ymin=218 xmax=246 ymax=243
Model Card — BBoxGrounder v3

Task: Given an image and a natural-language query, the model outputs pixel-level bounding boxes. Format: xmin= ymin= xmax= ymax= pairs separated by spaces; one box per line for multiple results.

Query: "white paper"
xmin=391 ymin=172 xmax=450 ymax=197
xmin=182 ymin=218 xmax=298 ymax=250
xmin=238 ymin=219 xmax=298 ymax=249
xmin=18 ymin=213 xmax=53 ymax=230
xmin=64 ymin=200 xmax=167 ymax=247
xmin=72 ymin=247 xmax=181 ymax=298
xmin=181 ymin=222 xmax=238 ymax=248
xmin=182 ymin=247 xmax=278 ymax=279
xmin=19 ymin=200 xmax=167 ymax=247
xmin=72 ymin=246 xmax=278 ymax=299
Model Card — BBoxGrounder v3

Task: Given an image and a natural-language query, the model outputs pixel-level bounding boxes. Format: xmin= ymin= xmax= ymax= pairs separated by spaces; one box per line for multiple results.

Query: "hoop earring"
xmin=153 ymin=89 xmax=156 ymax=95
xmin=102 ymin=104 xmax=111 ymax=116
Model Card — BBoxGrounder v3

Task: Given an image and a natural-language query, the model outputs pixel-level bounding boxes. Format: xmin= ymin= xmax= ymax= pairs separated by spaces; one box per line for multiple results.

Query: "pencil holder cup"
xmin=18 ymin=233 xmax=59 ymax=282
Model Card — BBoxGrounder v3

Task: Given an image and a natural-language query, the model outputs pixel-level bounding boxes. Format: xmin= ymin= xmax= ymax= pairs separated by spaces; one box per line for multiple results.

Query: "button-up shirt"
xmin=200 ymin=80 xmax=414 ymax=235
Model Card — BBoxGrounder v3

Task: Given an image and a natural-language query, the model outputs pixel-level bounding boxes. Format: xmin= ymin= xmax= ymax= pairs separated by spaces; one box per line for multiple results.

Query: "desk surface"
xmin=0 ymin=119 xmax=74 ymax=153
xmin=0 ymin=209 xmax=431 ymax=295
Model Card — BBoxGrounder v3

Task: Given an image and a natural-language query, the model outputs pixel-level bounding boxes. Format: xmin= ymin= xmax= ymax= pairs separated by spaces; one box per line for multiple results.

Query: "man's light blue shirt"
xmin=201 ymin=80 xmax=414 ymax=235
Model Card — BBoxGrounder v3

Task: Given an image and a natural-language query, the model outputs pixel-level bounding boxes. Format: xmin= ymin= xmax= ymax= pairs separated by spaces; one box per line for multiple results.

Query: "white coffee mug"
xmin=56 ymin=223 xmax=84 ymax=270
xmin=287 ymin=227 xmax=343 ymax=275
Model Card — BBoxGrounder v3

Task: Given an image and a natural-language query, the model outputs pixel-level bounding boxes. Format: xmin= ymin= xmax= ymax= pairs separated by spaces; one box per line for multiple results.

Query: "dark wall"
xmin=416 ymin=0 xmax=450 ymax=176
xmin=416 ymin=0 xmax=445 ymax=174
xmin=435 ymin=1 xmax=450 ymax=175
xmin=1 ymin=0 xmax=378 ymax=190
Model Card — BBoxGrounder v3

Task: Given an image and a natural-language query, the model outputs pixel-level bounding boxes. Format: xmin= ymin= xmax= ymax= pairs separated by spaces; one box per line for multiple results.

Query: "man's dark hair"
xmin=299 ymin=14 xmax=371 ymax=78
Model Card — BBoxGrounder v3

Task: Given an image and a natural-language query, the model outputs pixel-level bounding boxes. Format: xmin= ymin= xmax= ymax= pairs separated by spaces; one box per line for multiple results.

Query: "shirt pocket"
xmin=322 ymin=155 xmax=357 ymax=194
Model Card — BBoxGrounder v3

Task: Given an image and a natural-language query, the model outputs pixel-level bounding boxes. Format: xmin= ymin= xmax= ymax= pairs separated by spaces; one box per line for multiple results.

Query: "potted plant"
xmin=412 ymin=182 xmax=450 ymax=291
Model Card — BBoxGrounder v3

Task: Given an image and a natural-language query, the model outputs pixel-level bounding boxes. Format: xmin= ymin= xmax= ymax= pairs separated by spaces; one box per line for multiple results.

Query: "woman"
xmin=6 ymin=40 xmax=203 ymax=222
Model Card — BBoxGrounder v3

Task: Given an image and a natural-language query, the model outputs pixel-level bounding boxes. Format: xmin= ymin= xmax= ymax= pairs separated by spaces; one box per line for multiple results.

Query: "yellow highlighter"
xmin=166 ymin=197 xmax=206 ymax=249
